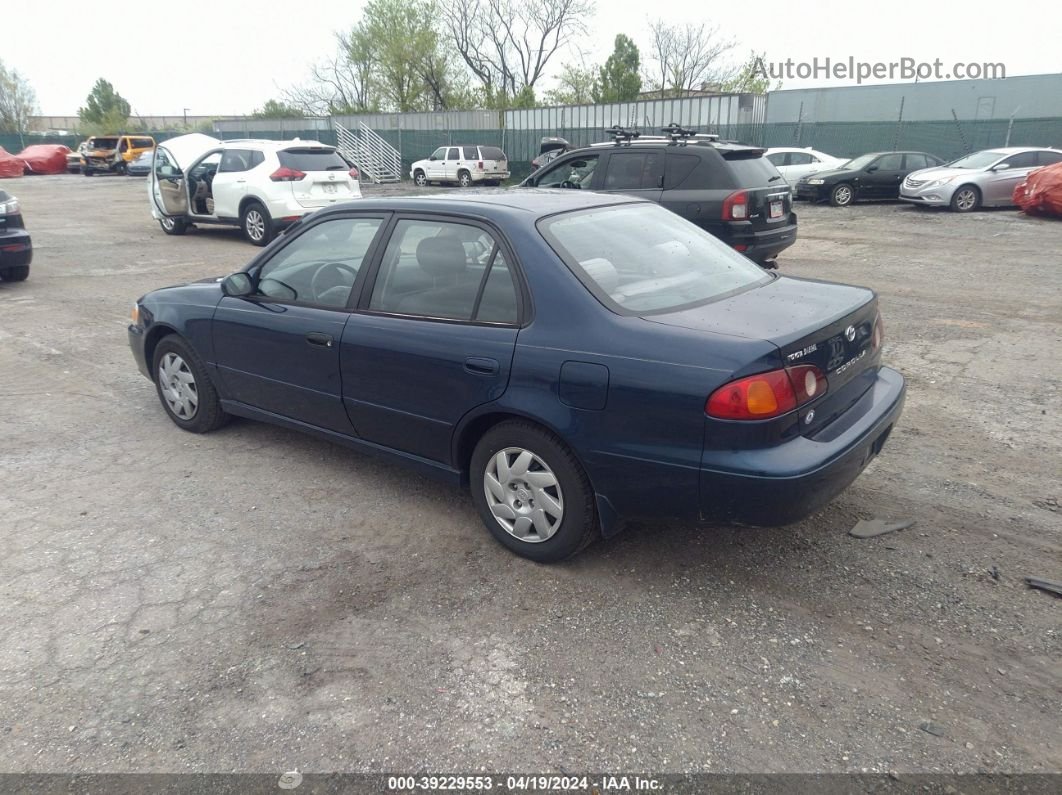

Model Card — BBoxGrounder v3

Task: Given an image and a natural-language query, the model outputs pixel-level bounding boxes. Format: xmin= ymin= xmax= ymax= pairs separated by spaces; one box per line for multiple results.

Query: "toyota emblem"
xmin=845 ymin=325 xmax=857 ymax=342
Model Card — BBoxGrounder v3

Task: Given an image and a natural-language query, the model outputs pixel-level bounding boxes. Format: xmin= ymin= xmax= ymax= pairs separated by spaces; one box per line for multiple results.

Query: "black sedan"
xmin=0 ymin=190 xmax=32 ymax=282
xmin=129 ymin=191 xmax=905 ymax=561
xmin=795 ymin=151 xmax=944 ymax=206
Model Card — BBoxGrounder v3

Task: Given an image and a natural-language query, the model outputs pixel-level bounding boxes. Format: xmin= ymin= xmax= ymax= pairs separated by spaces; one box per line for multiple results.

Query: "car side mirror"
xmin=221 ymin=272 xmax=254 ymax=297
xmin=429 ymin=156 xmax=437 ymax=161
xmin=865 ymin=165 xmax=879 ymax=173
xmin=992 ymin=162 xmax=1010 ymax=171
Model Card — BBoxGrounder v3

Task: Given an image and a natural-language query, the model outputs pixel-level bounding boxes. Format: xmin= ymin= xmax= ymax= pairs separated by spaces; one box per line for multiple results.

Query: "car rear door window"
xmin=604 ymin=151 xmax=663 ymax=190
xmin=1002 ymin=152 xmax=1038 ymax=169
xmin=903 ymin=154 xmax=928 ymax=170
xmin=219 ymin=149 xmax=253 ymax=173
xmin=255 ymin=217 xmax=384 ymax=308
xmin=368 ymin=220 xmax=517 ymax=323
xmin=447 ymin=148 xmax=460 ymax=161
xmin=788 ymin=152 xmax=814 ymax=165
xmin=1037 ymin=151 xmax=1062 ymax=165
xmin=462 ymin=146 xmax=478 ymax=160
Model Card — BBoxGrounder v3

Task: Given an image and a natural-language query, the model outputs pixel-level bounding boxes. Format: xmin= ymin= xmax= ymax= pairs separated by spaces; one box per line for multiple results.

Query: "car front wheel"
xmin=152 ymin=336 xmax=228 ymax=433
xmin=470 ymin=421 xmax=598 ymax=562
xmin=950 ymin=185 xmax=981 ymax=212
xmin=241 ymin=201 xmax=274 ymax=246
xmin=830 ymin=183 xmax=854 ymax=206
xmin=159 ymin=216 xmax=188 ymax=236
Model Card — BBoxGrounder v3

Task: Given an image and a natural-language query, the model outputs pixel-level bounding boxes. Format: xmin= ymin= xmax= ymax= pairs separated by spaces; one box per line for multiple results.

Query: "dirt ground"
xmin=0 ymin=174 xmax=1059 ymax=775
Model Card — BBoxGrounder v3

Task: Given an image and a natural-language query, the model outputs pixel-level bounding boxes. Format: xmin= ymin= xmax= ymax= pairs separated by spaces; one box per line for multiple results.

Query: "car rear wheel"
xmin=2 ymin=266 xmax=30 ymax=282
xmin=470 ymin=421 xmax=598 ymax=562
xmin=830 ymin=183 xmax=854 ymax=207
xmin=82 ymin=168 xmax=93 ymax=177
xmin=241 ymin=201 xmax=273 ymax=246
xmin=413 ymin=169 xmax=428 ymax=187
xmin=152 ymin=336 xmax=228 ymax=433
xmin=159 ymin=216 xmax=188 ymax=236
xmin=950 ymin=185 xmax=981 ymax=212
xmin=458 ymin=170 xmax=472 ymax=188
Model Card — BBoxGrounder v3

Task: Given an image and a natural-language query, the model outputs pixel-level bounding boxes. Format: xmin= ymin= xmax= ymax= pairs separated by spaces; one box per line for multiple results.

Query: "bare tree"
xmin=442 ymin=0 xmax=594 ymax=107
xmin=0 ymin=60 xmax=38 ymax=141
xmin=644 ymin=19 xmax=737 ymax=98
xmin=282 ymin=29 xmax=376 ymax=115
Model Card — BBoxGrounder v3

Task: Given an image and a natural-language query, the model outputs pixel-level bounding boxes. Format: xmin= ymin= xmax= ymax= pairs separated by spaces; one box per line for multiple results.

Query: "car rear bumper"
xmin=0 ymin=230 xmax=33 ymax=268
xmin=712 ymin=216 xmax=798 ymax=263
xmin=698 ymin=365 xmax=906 ymax=525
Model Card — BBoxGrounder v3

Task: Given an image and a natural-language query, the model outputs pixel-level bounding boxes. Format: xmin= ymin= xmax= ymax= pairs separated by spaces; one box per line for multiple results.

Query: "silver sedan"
xmin=899 ymin=147 xmax=1062 ymax=212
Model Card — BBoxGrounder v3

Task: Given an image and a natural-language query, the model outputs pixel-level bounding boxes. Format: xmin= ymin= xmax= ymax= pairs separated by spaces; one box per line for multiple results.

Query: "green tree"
xmin=595 ymin=35 xmax=641 ymax=103
xmin=252 ymin=99 xmax=305 ymax=118
xmin=0 ymin=60 xmax=38 ymax=141
xmin=78 ymin=79 xmax=131 ymax=132
xmin=544 ymin=63 xmax=598 ymax=106
xmin=721 ymin=51 xmax=780 ymax=94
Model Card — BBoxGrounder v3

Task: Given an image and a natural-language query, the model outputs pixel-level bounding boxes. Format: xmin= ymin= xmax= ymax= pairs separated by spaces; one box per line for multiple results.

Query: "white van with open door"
xmin=149 ymin=134 xmax=362 ymax=246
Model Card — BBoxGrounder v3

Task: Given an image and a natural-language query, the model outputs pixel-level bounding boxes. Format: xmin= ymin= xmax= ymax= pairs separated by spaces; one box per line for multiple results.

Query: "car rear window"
xmin=480 ymin=147 xmax=506 ymax=161
xmin=723 ymin=153 xmax=783 ymax=187
xmin=278 ymin=148 xmax=348 ymax=172
xmin=539 ymin=203 xmax=769 ymax=315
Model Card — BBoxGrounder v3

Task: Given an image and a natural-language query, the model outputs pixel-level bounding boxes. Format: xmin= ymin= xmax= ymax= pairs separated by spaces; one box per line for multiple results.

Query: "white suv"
xmin=149 ymin=133 xmax=362 ymax=246
xmin=410 ymin=145 xmax=509 ymax=188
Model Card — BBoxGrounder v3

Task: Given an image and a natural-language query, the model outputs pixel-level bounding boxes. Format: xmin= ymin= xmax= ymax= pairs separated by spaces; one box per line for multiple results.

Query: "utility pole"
xmin=183 ymin=108 xmax=190 ymax=128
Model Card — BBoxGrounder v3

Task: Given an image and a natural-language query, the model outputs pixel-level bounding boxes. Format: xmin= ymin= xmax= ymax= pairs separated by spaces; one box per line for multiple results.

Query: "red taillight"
xmin=269 ymin=166 xmax=305 ymax=182
xmin=477 ymin=161 xmax=484 ymax=170
xmin=872 ymin=312 xmax=884 ymax=350
xmin=722 ymin=189 xmax=749 ymax=221
xmin=706 ymin=365 xmax=827 ymax=421
xmin=733 ymin=244 xmax=748 ymax=252
xmin=349 ymin=167 xmax=360 ymax=180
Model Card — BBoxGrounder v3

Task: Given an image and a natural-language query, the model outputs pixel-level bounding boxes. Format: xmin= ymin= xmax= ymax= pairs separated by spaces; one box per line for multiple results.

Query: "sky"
xmin=4 ymin=0 xmax=1060 ymax=117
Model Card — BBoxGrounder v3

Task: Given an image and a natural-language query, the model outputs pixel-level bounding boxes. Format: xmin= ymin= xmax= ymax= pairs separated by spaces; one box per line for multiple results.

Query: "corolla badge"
xmin=845 ymin=325 xmax=857 ymax=342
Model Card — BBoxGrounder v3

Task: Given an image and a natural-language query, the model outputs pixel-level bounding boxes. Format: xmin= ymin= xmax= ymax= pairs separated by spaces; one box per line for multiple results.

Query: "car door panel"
xmin=212 ymin=300 xmax=354 ymax=434
xmin=984 ymin=153 xmax=1037 ymax=204
xmin=341 ymin=317 xmax=517 ymax=462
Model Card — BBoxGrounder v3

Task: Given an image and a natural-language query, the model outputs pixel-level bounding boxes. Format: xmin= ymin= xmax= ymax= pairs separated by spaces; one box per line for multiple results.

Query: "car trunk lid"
xmin=647 ymin=275 xmax=881 ymax=435
xmin=279 ymin=147 xmax=362 ymax=208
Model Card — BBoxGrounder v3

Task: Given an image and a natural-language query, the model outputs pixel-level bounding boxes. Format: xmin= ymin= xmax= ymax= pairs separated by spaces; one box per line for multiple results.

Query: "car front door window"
xmin=255 ymin=217 xmax=384 ymax=308
xmin=537 ymin=155 xmax=600 ymax=189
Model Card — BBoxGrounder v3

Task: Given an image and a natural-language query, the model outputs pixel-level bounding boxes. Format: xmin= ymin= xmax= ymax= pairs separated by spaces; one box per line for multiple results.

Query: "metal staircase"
xmin=334 ymin=120 xmax=402 ymax=183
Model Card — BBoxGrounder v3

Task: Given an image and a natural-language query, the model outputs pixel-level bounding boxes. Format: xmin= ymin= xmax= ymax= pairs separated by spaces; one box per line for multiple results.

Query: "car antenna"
xmin=605 ymin=125 xmax=640 ymax=146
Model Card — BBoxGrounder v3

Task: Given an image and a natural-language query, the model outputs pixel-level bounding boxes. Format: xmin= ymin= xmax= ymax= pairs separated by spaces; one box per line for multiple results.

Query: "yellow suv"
xmin=81 ymin=135 xmax=156 ymax=176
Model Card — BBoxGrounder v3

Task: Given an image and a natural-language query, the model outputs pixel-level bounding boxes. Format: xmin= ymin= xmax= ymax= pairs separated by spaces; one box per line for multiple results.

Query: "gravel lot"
xmin=1 ymin=174 xmax=1059 ymax=774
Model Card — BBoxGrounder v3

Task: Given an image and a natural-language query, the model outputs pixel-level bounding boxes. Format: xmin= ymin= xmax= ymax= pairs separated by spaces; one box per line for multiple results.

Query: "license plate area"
xmin=769 ymin=200 xmax=783 ymax=219
xmin=321 ymin=183 xmax=338 ymax=194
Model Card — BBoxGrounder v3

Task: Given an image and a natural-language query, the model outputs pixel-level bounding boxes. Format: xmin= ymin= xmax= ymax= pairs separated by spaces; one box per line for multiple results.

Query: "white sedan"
xmin=765 ymin=147 xmax=846 ymax=186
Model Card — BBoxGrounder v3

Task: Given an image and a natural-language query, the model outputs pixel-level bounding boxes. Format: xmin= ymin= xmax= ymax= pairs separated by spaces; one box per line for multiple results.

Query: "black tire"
xmin=151 ymin=336 xmax=228 ymax=433
xmin=159 ymin=216 xmax=188 ymax=236
xmin=82 ymin=167 xmax=93 ymax=177
xmin=470 ymin=420 xmax=598 ymax=562
xmin=240 ymin=201 xmax=274 ymax=246
xmin=1 ymin=266 xmax=30 ymax=282
xmin=829 ymin=182 xmax=854 ymax=207
xmin=949 ymin=184 xmax=981 ymax=213
xmin=413 ymin=169 xmax=428 ymax=187
xmin=457 ymin=170 xmax=472 ymax=188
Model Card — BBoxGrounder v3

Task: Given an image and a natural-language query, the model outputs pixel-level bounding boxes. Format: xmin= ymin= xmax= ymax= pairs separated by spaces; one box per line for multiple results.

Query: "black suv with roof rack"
xmin=520 ymin=125 xmax=796 ymax=267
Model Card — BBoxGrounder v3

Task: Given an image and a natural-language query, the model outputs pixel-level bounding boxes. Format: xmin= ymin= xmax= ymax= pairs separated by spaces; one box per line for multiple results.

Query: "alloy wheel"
xmin=158 ymin=352 xmax=199 ymax=420
xmin=954 ymin=188 xmax=977 ymax=211
xmin=160 ymin=216 xmax=175 ymax=231
xmin=245 ymin=210 xmax=266 ymax=242
xmin=483 ymin=447 xmax=564 ymax=543
xmin=833 ymin=185 xmax=852 ymax=205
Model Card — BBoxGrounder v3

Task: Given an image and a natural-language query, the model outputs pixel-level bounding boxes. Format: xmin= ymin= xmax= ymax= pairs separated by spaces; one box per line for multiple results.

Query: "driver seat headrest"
xmin=416 ymin=237 xmax=466 ymax=280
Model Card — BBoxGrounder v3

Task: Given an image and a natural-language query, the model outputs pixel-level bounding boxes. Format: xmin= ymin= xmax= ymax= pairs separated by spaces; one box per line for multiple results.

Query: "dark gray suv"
xmin=521 ymin=129 xmax=797 ymax=266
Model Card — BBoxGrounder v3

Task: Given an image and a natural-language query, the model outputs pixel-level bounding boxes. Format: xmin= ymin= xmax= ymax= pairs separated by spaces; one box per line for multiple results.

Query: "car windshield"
xmin=89 ymin=138 xmax=119 ymax=149
xmin=539 ymin=203 xmax=770 ymax=314
xmin=840 ymin=154 xmax=876 ymax=170
xmin=946 ymin=151 xmax=1006 ymax=169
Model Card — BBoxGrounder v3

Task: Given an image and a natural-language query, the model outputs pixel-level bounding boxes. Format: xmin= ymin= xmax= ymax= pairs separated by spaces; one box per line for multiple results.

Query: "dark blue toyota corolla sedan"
xmin=129 ymin=191 xmax=905 ymax=561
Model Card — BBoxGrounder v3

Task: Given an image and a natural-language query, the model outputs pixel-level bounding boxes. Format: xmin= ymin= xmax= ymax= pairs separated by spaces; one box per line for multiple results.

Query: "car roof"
xmin=220 ymin=138 xmax=333 ymax=150
xmin=581 ymin=138 xmax=764 ymax=155
xmin=313 ymin=189 xmax=644 ymax=222
xmin=974 ymin=146 xmax=1057 ymax=154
